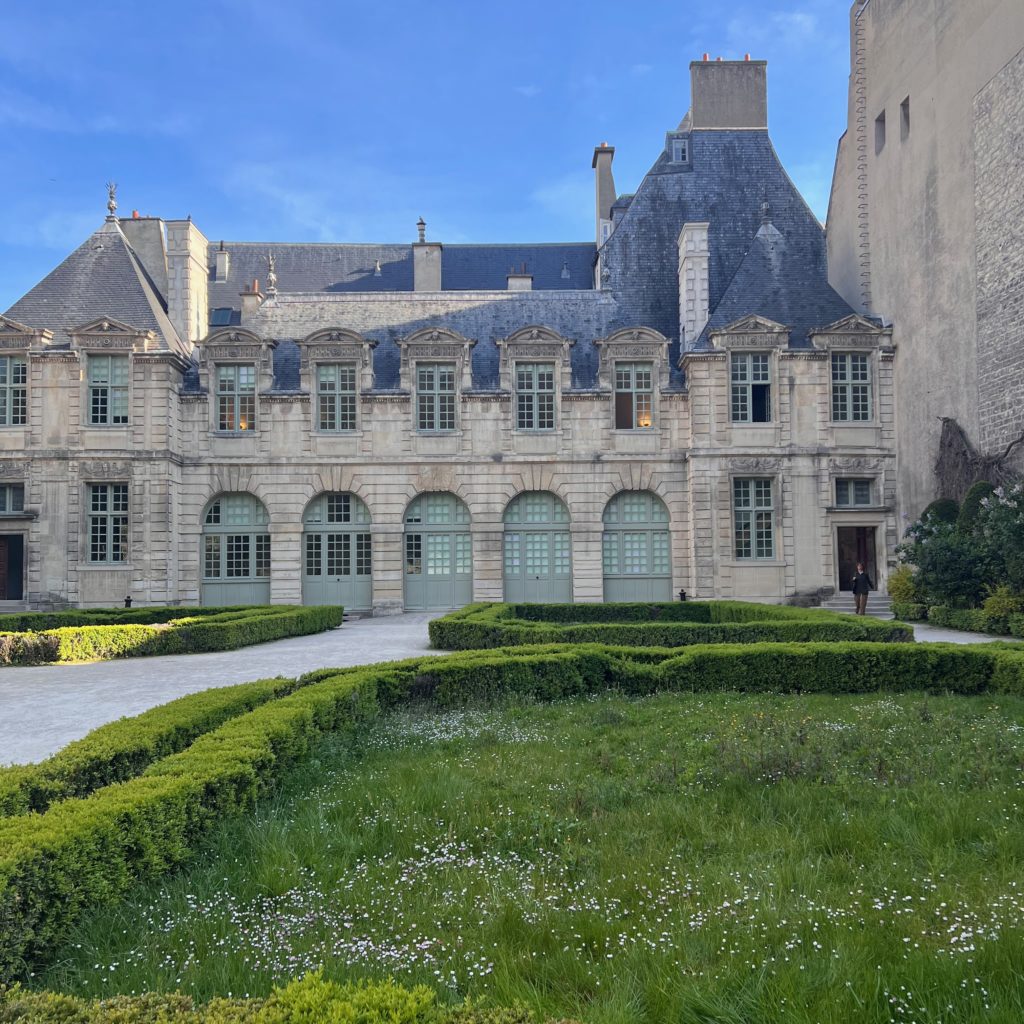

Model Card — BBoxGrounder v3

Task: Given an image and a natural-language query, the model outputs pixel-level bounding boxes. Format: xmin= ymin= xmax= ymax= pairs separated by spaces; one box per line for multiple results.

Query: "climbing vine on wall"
xmin=935 ymin=417 xmax=1024 ymax=501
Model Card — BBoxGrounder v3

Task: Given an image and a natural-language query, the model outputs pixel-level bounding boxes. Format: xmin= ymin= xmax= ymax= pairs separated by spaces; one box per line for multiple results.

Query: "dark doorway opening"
xmin=0 ymin=535 xmax=24 ymax=601
xmin=837 ymin=526 xmax=876 ymax=592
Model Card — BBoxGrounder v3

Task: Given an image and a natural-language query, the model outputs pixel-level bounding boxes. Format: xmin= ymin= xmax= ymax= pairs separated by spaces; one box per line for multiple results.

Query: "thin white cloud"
xmin=631 ymin=63 xmax=653 ymax=75
xmin=0 ymin=88 xmax=190 ymax=137
xmin=514 ymin=84 xmax=542 ymax=98
xmin=530 ymin=174 xmax=592 ymax=221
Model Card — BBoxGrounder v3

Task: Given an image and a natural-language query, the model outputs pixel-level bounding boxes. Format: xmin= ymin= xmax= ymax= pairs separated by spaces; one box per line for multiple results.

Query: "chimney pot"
xmin=745 ymin=53 xmax=751 ymax=61
xmin=716 ymin=55 xmax=723 ymax=61
xmin=132 ymin=209 xmax=140 ymax=219
xmin=703 ymin=52 xmax=709 ymax=60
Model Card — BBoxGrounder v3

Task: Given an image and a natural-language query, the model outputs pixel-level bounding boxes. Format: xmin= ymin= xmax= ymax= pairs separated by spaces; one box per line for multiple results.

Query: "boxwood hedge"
xmin=3 ymin=638 xmax=1024 ymax=983
xmin=429 ymin=601 xmax=914 ymax=650
xmin=0 ymin=605 xmax=344 ymax=666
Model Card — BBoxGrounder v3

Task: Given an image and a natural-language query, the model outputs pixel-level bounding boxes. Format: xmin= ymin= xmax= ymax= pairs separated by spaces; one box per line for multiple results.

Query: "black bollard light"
xmin=124 ymin=595 xmax=133 ymax=609
xmin=678 ymin=589 xmax=687 ymax=602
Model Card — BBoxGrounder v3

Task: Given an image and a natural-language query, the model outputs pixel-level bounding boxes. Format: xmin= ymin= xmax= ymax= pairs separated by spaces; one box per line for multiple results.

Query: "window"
xmin=88 ymin=355 xmax=128 ymax=426
xmin=730 ymin=353 xmax=771 ymax=423
xmin=831 ymin=353 xmax=872 ymax=421
xmin=733 ymin=478 xmax=774 ymax=560
xmin=88 ymin=483 xmax=129 ymax=563
xmin=0 ymin=483 xmax=24 ymax=513
xmin=836 ymin=479 xmax=873 ymax=507
xmin=202 ymin=494 xmax=270 ymax=580
xmin=416 ymin=363 xmax=456 ymax=431
xmin=217 ymin=365 xmax=256 ymax=431
xmin=317 ymin=363 xmax=357 ymax=432
xmin=0 ymin=356 xmax=27 ymax=426
xmin=875 ymin=110 xmax=886 ymax=154
xmin=900 ymin=96 xmax=910 ymax=141
xmin=614 ymin=362 xmax=653 ymax=429
xmin=671 ymin=138 xmax=688 ymax=163
xmin=515 ymin=362 xmax=555 ymax=430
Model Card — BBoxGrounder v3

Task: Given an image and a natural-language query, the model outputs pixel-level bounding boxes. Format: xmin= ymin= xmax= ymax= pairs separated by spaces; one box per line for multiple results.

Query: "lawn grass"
xmin=38 ymin=690 xmax=1024 ymax=1023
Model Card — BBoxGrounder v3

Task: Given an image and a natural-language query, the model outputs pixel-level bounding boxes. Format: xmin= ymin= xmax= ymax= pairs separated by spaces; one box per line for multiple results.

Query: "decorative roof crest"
xmin=105 ymin=181 xmax=118 ymax=220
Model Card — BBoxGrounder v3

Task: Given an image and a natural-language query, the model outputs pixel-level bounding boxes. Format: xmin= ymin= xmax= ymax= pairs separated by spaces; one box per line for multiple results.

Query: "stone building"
xmin=0 ymin=59 xmax=896 ymax=612
xmin=827 ymin=0 xmax=1024 ymax=514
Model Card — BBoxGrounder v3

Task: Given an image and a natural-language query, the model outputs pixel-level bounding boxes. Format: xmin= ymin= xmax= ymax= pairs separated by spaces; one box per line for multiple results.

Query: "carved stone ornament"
xmin=0 ymin=461 xmax=26 ymax=477
xmin=833 ymin=456 xmax=881 ymax=472
xmin=729 ymin=457 xmax=781 ymax=473
xmin=85 ymin=460 xmax=132 ymax=478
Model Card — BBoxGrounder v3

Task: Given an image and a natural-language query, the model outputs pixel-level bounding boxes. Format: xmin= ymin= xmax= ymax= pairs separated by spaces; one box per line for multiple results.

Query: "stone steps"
xmin=819 ymin=594 xmax=893 ymax=620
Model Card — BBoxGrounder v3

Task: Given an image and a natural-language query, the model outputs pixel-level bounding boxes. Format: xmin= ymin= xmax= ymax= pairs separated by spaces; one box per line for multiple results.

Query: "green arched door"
xmin=403 ymin=493 xmax=473 ymax=611
xmin=201 ymin=493 xmax=271 ymax=606
xmin=602 ymin=491 xmax=672 ymax=601
xmin=503 ymin=491 xmax=572 ymax=603
xmin=302 ymin=492 xmax=372 ymax=611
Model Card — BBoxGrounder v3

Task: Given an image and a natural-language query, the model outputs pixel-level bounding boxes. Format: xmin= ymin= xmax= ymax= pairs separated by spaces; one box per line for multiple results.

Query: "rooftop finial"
xmin=105 ymin=181 xmax=118 ymax=220
xmin=760 ymin=200 xmax=772 ymax=225
xmin=417 ymin=217 xmax=426 ymax=244
xmin=265 ymin=251 xmax=278 ymax=296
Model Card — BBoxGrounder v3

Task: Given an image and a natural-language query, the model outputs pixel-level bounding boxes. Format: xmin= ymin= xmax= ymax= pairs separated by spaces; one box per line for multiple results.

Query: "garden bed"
xmin=0 ymin=604 xmax=344 ymax=665
xmin=430 ymin=600 xmax=914 ymax=650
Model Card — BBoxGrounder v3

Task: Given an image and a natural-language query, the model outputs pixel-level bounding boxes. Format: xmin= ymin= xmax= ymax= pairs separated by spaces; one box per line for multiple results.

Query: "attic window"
xmin=874 ymin=111 xmax=886 ymax=154
xmin=210 ymin=308 xmax=234 ymax=327
xmin=671 ymin=138 xmax=689 ymax=163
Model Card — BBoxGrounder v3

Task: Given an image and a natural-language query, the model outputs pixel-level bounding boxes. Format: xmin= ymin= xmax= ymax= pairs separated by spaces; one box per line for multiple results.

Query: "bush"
xmin=429 ymin=602 xmax=913 ymax=651
xmin=886 ymin=565 xmax=918 ymax=603
xmin=921 ymin=498 xmax=960 ymax=524
xmin=892 ymin=602 xmax=928 ymax=621
xmin=0 ymin=606 xmax=344 ymax=666
xmin=957 ymin=481 xmax=996 ymax=535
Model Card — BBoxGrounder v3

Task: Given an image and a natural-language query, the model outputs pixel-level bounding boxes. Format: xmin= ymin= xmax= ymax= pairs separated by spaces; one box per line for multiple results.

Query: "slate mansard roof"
xmin=4 ymin=101 xmax=854 ymax=393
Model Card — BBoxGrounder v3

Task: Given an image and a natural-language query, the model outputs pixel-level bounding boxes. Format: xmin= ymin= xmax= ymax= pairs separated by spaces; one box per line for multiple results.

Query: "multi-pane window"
xmin=836 ymin=479 xmax=873 ymax=507
xmin=0 ymin=356 xmax=27 ymax=426
xmin=733 ymin=478 xmax=774 ymax=560
xmin=0 ymin=483 xmax=25 ymax=513
xmin=88 ymin=355 xmax=128 ymax=426
xmin=416 ymin=363 xmax=456 ymax=431
xmin=515 ymin=362 xmax=555 ymax=430
xmin=317 ymin=363 xmax=357 ymax=432
xmin=831 ymin=353 xmax=872 ymax=421
xmin=602 ymin=491 xmax=671 ymax=577
xmin=202 ymin=494 xmax=270 ymax=579
xmin=217 ymin=365 xmax=256 ymax=431
xmin=614 ymin=362 xmax=653 ymax=429
xmin=302 ymin=492 xmax=372 ymax=579
xmin=730 ymin=353 xmax=771 ymax=423
xmin=88 ymin=483 xmax=129 ymax=563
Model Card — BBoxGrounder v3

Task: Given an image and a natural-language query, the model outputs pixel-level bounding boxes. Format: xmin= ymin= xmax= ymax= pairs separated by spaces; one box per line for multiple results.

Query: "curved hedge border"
xmin=429 ymin=601 xmax=914 ymax=650
xmin=0 ymin=676 xmax=301 ymax=817
xmin=893 ymin=602 xmax=1024 ymax=638
xmin=3 ymin=638 xmax=1023 ymax=983
xmin=0 ymin=973 xmax=557 ymax=1023
xmin=0 ymin=605 xmax=344 ymax=665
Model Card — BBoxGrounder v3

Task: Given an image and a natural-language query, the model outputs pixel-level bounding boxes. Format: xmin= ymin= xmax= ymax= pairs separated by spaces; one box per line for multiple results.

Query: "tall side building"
xmin=827 ymin=0 xmax=1024 ymax=515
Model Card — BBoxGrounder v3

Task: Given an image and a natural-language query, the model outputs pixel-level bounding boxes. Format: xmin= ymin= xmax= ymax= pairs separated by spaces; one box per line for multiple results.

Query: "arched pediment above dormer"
xmin=300 ymin=327 xmax=379 ymax=350
xmin=396 ymin=327 xmax=476 ymax=392
xmin=594 ymin=327 xmax=671 ymax=388
xmin=596 ymin=326 xmax=671 ymax=350
xmin=399 ymin=326 xmax=476 ymax=350
xmin=0 ymin=316 xmax=52 ymax=351
xmin=809 ymin=314 xmax=893 ymax=351
xmin=496 ymin=326 xmax=576 ymax=392
xmin=69 ymin=318 xmax=157 ymax=352
xmin=499 ymin=325 xmax=575 ymax=348
xmin=200 ymin=327 xmax=265 ymax=349
xmin=708 ymin=315 xmax=790 ymax=351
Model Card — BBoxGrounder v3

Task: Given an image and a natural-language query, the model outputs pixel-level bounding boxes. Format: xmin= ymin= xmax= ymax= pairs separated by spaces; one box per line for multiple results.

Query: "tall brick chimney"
xmin=592 ymin=142 xmax=616 ymax=246
xmin=689 ymin=58 xmax=767 ymax=129
xmin=413 ymin=217 xmax=442 ymax=291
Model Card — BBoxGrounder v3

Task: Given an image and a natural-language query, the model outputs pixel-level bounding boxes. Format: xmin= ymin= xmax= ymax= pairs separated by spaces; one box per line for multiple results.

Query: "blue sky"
xmin=0 ymin=0 xmax=852 ymax=312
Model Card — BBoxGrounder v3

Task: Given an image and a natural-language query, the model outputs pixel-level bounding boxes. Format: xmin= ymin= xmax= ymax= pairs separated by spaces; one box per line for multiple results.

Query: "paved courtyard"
xmin=0 ymin=614 xmax=1004 ymax=766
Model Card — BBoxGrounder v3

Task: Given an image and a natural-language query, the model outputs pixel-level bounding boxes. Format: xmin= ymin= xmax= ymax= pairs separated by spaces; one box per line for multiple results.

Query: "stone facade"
xmin=1 ymin=60 xmax=898 ymax=612
xmin=827 ymin=0 xmax=1024 ymax=511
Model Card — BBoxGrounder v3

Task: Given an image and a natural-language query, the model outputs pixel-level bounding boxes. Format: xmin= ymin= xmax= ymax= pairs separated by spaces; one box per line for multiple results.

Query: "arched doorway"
xmin=201 ymin=493 xmax=271 ymax=605
xmin=602 ymin=491 xmax=672 ymax=601
xmin=503 ymin=491 xmax=572 ymax=603
xmin=302 ymin=492 xmax=372 ymax=611
xmin=403 ymin=492 xmax=472 ymax=611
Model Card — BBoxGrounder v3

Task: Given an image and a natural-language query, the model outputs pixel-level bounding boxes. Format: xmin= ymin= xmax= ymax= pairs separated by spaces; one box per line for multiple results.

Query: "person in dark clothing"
xmin=852 ymin=562 xmax=874 ymax=615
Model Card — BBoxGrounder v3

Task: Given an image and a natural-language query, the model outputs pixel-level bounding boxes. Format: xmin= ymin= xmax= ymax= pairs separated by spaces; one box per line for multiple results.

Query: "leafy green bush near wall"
xmin=892 ymin=602 xmax=928 ymax=622
xmin=4 ymin=638 xmax=1024 ymax=983
xmin=429 ymin=602 xmax=913 ymax=650
xmin=0 ymin=605 xmax=344 ymax=666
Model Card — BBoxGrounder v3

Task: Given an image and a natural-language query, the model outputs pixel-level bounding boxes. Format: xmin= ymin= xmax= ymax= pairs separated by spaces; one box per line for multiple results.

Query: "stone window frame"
xmin=0 ymin=482 xmax=25 ymax=515
xmin=496 ymin=326 xmax=574 ymax=435
xmin=0 ymin=354 xmax=28 ymax=428
xmin=201 ymin=493 xmax=271 ymax=582
xmin=594 ymin=327 xmax=670 ymax=433
xmin=830 ymin=351 xmax=873 ymax=423
xmin=215 ymin=363 xmax=257 ymax=432
xmin=729 ymin=350 xmax=773 ymax=423
xmin=731 ymin=476 xmax=776 ymax=561
xmin=415 ymin=362 xmax=457 ymax=432
xmin=835 ymin=477 xmax=875 ymax=508
xmin=86 ymin=481 xmax=130 ymax=565
xmin=298 ymin=328 xmax=377 ymax=436
xmin=196 ymin=328 xmax=274 ymax=437
xmin=69 ymin=318 xmax=157 ymax=432
xmin=396 ymin=327 xmax=476 ymax=436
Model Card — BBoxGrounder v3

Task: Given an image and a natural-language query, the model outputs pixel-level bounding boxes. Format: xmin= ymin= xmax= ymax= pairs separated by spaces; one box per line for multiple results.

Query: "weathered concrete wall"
xmin=827 ymin=0 xmax=1024 ymax=515
xmin=975 ymin=45 xmax=1024 ymax=469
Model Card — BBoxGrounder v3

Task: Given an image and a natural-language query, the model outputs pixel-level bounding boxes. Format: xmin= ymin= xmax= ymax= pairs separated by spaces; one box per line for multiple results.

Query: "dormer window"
xmin=671 ymin=138 xmax=689 ymax=163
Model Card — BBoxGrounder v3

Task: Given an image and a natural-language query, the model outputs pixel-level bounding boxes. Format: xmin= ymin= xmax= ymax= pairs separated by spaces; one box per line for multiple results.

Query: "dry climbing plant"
xmin=935 ymin=417 xmax=1024 ymax=501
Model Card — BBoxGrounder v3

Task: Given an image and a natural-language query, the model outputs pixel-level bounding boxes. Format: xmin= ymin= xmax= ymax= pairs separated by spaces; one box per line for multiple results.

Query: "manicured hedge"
xmin=0 ymin=605 xmax=344 ymax=665
xmin=4 ymin=638 xmax=1024 ymax=983
xmin=0 ymin=604 xmax=265 ymax=632
xmin=429 ymin=601 xmax=914 ymax=650
xmin=0 ymin=676 xmax=302 ymax=817
xmin=0 ymin=973 xmax=556 ymax=1022
xmin=891 ymin=603 xmax=1024 ymax=637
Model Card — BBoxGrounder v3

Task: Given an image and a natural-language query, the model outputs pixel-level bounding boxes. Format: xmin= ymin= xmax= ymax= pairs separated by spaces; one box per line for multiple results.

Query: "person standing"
xmin=851 ymin=562 xmax=874 ymax=615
